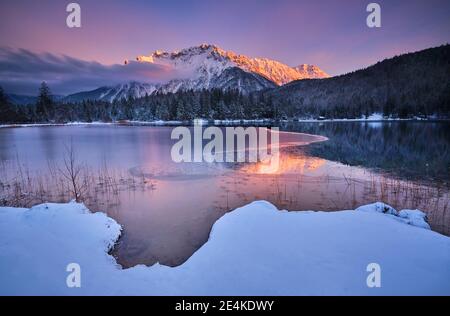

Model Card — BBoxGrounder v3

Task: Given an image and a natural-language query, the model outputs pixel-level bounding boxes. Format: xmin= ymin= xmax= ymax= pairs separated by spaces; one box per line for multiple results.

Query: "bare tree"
xmin=58 ymin=141 xmax=87 ymax=202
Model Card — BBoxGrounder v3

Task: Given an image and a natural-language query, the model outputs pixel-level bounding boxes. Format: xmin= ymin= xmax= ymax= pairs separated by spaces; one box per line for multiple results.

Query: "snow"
xmin=0 ymin=202 xmax=122 ymax=295
xmin=0 ymin=201 xmax=449 ymax=295
xmin=135 ymin=44 xmax=329 ymax=88
xmin=366 ymin=113 xmax=384 ymax=121
xmin=1 ymin=116 xmax=447 ymax=130
xmin=0 ymin=121 xmax=186 ymax=129
xmin=293 ymin=64 xmax=330 ymax=79
xmin=398 ymin=210 xmax=431 ymax=230
xmin=193 ymin=118 xmax=209 ymax=125
xmin=355 ymin=202 xmax=431 ymax=229
xmin=355 ymin=201 xmax=399 ymax=215
xmin=295 ymin=113 xmax=440 ymax=122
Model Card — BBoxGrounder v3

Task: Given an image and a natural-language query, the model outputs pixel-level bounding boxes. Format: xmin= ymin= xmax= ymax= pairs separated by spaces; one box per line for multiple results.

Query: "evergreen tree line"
xmin=0 ymin=83 xmax=281 ymax=124
xmin=267 ymin=45 xmax=450 ymax=119
xmin=1 ymin=79 xmax=449 ymax=125
xmin=1 ymin=46 xmax=449 ymax=124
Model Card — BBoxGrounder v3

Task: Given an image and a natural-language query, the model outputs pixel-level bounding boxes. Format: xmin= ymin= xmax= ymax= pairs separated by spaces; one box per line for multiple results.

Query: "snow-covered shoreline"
xmin=1 ymin=115 xmax=449 ymax=129
xmin=0 ymin=200 xmax=449 ymax=296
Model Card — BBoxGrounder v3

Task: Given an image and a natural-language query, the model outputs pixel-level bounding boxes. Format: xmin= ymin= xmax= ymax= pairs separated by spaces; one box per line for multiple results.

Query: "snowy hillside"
xmin=64 ymin=82 xmax=158 ymax=103
xmin=157 ymin=67 xmax=277 ymax=95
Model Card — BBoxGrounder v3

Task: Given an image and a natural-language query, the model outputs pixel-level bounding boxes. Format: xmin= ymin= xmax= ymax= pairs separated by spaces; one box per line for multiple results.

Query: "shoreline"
xmin=1 ymin=117 xmax=449 ymax=129
xmin=1 ymin=200 xmax=448 ymax=295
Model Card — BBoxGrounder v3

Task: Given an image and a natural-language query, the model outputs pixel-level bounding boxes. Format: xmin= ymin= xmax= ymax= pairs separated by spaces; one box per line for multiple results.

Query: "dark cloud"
xmin=0 ymin=47 xmax=179 ymax=95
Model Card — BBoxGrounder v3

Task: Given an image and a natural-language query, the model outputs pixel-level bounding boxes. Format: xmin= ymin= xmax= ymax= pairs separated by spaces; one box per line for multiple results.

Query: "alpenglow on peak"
xmin=134 ymin=44 xmax=330 ymax=85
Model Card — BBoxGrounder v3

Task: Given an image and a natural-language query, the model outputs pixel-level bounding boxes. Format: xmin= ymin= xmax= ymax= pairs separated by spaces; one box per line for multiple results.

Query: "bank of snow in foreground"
xmin=0 ymin=201 xmax=449 ymax=295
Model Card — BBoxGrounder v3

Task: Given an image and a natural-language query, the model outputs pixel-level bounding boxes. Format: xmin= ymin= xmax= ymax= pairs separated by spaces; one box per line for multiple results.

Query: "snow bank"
xmin=0 ymin=201 xmax=449 ymax=295
xmin=294 ymin=113 xmax=441 ymax=122
xmin=0 ymin=202 xmax=122 ymax=295
xmin=355 ymin=202 xmax=431 ymax=229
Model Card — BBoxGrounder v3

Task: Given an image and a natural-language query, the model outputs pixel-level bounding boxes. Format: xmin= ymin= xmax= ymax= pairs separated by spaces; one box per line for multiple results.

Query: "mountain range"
xmin=2 ymin=44 xmax=449 ymax=122
xmin=60 ymin=44 xmax=329 ymax=103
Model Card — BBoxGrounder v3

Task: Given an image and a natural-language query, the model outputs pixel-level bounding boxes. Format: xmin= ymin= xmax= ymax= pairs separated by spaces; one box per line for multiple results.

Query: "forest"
xmin=1 ymin=45 xmax=449 ymax=124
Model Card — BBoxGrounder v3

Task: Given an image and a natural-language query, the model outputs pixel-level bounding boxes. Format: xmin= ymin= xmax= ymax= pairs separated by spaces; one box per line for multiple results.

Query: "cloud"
xmin=0 ymin=47 xmax=181 ymax=95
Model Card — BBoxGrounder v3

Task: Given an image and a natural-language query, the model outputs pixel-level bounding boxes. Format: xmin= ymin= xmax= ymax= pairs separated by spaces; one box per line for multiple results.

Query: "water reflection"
xmin=242 ymin=151 xmax=326 ymax=175
xmin=0 ymin=124 xmax=448 ymax=268
xmin=280 ymin=121 xmax=450 ymax=184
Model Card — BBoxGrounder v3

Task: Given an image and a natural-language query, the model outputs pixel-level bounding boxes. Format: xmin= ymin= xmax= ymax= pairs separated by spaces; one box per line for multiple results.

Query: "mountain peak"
xmin=66 ymin=44 xmax=331 ymax=103
xmin=293 ymin=64 xmax=330 ymax=79
xmin=135 ymin=44 xmax=225 ymax=63
xmin=135 ymin=44 xmax=329 ymax=85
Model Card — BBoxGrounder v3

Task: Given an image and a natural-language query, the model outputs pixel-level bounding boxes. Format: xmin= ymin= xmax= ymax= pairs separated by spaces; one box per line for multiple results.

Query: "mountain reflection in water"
xmin=0 ymin=123 xmax=448 ymax=268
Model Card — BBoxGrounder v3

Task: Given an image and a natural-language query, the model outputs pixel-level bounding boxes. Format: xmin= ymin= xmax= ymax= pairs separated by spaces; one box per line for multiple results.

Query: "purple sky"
xmin=1 ymin=0 xmax=449 ymax=95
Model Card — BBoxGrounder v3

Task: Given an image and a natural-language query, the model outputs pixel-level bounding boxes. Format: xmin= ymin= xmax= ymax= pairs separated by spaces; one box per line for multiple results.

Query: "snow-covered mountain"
xmin=64 ymin=69 xmax=276 ymax=103
xmin=293 ymin=64 xmax=329 ymax=80
xmin=136 ymin=44 xmax=329 ymax=85
xmin=64 ymin=82 xmax=157 ymax=103
xmin=155 ymin=66 xmax=277 ymax=95
xmin=65 ymin=44 xmax=329 ymax=102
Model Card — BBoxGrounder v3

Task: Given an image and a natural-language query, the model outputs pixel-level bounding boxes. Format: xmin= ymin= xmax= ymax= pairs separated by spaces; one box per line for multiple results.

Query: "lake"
xmin=0 ymin=121 xmax=449 ymax=268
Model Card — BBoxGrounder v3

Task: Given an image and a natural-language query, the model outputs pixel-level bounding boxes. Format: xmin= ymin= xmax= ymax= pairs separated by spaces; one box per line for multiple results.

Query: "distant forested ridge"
xmin=267 ymin=45 xmax=450 ymax=119
xmin=0 ymin=45 xmax=449 ymax=124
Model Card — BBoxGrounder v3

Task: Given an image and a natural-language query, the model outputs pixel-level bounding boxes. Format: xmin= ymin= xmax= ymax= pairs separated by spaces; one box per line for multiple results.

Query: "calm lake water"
xmin=0 ymin=122 xmax=449 ymax=268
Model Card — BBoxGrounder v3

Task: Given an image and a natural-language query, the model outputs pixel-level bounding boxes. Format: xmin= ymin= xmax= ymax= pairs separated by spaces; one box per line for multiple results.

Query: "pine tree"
xmin=36 ymin=82 xmax=54 ymax=121
xmin=0 ymin=86 xmax=16 ymax=123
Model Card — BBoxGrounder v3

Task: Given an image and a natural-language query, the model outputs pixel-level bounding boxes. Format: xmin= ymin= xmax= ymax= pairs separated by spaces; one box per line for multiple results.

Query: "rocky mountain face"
xmin=64 ymin=44 xmax=328 ymax=102
xmin=136 ymin=44 xmax=329 ymax=86
xmin=293 ymin=64 xmax=329 ymax=79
